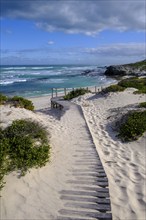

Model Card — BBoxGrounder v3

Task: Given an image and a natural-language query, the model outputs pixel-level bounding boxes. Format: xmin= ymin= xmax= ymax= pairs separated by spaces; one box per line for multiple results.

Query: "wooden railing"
xmin=50 ymin=85 xmax=103 ymax=98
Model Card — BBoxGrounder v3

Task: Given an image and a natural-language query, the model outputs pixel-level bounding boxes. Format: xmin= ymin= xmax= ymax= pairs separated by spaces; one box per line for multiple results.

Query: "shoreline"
xmin=28 ymin=81 xmax=118 ymax=109
xmin=0 ymin=88 xmax=145 ymax=219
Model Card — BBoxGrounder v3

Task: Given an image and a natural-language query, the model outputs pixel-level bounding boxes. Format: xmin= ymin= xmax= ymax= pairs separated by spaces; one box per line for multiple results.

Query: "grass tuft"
xmin=102 ymin=85 xmax=125 ymax=93
xmin=0 ymin=94 xmax=8 ymax=105
xmin=118 ymin=111 xmax=146 ymax=141
xmin=118 ymin=77 xmax=146 ymax=94
xmin=10 ymin=96 xmax=34 ymax=110
xmin=64 ymin=88 xmax=90 ymax=100
xmin=103 ymin=77 xmax=146 ymax=94
xmin=139 ymin=102 xmax=146 ymax=108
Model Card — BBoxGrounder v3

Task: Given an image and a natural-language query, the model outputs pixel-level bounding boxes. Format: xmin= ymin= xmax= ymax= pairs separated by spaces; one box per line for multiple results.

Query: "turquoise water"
xmin=0 ymin=65 xmax=115 ymax=97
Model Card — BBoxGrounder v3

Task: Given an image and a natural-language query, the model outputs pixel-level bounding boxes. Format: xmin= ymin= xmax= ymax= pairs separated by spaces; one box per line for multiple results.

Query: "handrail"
xmin=50 ymin=85 xmax=103 ymax=98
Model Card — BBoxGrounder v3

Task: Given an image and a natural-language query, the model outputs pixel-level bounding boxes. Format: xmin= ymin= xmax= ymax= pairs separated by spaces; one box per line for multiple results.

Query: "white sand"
xmin=0 ymin=89 xmax=146 ymax=220
xmin=73 ymin=88 xmax=146 ymax=220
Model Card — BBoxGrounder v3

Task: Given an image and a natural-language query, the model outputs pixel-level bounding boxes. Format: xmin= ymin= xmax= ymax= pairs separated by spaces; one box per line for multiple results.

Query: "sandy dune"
xmin=0 ymin=89 xmax=146 ymax=220
xmin=73 ymin=88 xmax=146 ymax=220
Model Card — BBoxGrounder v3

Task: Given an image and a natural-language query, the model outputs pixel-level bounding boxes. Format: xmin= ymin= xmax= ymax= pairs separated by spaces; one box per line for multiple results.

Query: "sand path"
xmin=1 ymin=101 xmax=112 ymax=220
xmin=51 ymin=100 xmax=112 ymax=220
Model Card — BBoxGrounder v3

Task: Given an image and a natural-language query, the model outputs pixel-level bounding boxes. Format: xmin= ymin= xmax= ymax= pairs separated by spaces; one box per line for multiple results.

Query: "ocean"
xmin=0 ymin=65 xmax=116 ymax=97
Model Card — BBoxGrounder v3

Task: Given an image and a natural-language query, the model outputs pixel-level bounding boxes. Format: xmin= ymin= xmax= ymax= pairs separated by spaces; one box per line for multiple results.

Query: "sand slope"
xmin=73 ymin=88 xmax=146 ymax=220
xmin=1 ymin=102 xmax=112 ymax=220
xmin=0 ymin=89 xmax=146 ymax=220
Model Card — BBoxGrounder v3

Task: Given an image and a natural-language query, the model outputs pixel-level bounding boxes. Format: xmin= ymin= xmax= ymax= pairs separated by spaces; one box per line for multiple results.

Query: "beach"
xmin=0 ymin=88 xmax=146 ymax=220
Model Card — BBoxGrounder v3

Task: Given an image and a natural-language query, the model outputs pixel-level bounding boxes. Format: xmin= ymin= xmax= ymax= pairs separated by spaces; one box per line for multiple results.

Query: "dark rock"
xmin=105 ymin=66 xmax=127 ymax=76
xmin=81 ymin=68 xmax=105 ymax=76
xmin=81 ymin=69 xmax=94 ymax=75
xmin=104 ymin=60 xmax=146 ymax=77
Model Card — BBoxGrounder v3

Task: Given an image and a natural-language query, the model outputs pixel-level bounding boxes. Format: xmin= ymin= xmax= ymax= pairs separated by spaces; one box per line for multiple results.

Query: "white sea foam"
xmin=43 ymin=78 xmax=68 ymax=84
xmin=2 ymin=67 xmax=27 ymax=70
xmin=31 ymin=67 xmax=53 ymax=70
xmin=0 ymin=79 xmax=27 ymax=85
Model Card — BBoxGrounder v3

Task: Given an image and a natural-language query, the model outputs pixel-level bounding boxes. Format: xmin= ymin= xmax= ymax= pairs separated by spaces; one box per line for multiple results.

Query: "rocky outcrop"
xmin=104 ymin=60 xmax=146 ymax=77
xmin=81 ymin=69 xmax=94 ymax=75
xmin=81 ymin=67 xmax=105 ymax=76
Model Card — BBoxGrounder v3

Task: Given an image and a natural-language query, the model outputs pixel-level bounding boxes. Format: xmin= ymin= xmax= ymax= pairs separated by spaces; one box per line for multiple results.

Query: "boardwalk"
xmin=52 ymin=99 xmax=112 ymax=220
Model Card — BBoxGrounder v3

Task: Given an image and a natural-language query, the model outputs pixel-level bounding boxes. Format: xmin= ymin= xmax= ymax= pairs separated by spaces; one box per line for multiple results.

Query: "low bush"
xmin=139 ymin=102 xmax=146 ymax=108
xmin=64 ymin=88 xmax=90 ymax=100
xmin=118 ymin=77 xmax=146 ymax=94
xmin=0 ymin=93 xmax=7 ymax=105
xmin=118 ymin=111 xmax=146 ymax=141
xmin=0 ymin=93 xmax=34 ymax=111
xmin=133 ymin=87 xmax=146 ymax=94
xmin=5 ymin=120 xmax=48 ymax=143
xmin=102 ymin=85 xmax=125 ymax=93
xmin=0 ymin=119 xmax=50 ymax=190
xmin=0 ymin=128 xmax=10 ymax=190
xmin=10 ymin=96 xmax=34 ymax=111
xmin=103 ymin=77 xmax=146 ymax=94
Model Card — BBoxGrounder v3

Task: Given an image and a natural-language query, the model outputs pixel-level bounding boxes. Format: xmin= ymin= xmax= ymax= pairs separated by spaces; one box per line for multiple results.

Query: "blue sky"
xmin=1 ymin=0 xmax=146 ymax=65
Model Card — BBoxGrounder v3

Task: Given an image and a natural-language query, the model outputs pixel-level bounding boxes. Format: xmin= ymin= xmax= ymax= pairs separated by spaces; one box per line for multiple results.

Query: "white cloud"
xmin=1 ymin=42 xmax=145 ymax=65
xmin=85 ymin=43 xmax=145 ymax=56
xmin=48 ymin=41 xmax=54 ymax=45
xmin=83 ymin=43 xmax=146 ymax=64
xmin=1 ymin=0 xmax=145 ymax=35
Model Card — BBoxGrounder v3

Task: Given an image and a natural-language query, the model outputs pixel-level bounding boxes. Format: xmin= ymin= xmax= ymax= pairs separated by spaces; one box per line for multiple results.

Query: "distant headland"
xmin=104 ymin=59 xmax=146 ymax=77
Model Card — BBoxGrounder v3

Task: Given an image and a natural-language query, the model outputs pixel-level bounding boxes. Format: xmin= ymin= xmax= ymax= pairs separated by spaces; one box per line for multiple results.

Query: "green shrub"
xmin=5 ymin=120 xmax=50 ymax=175
xmin=0 ymin=93 xmax=7 ymax=105
xmin=105 ymin=77 xmax=146 ymax=94
xmin=118 ymin=111 xmax=146 ymax=141
xmin=64 ymin=88 xmax=90 ymax=100
xmin=133 ymin=87 xmax=146 ymax=94
xmin=5 ymin=120 xmax=48 ymax=143
xmin=0 ymin=128 xmax=10 ymax=190
xmin=0 ymin=119 xmax=50 ymax=190
xmin=118 ymin=77 xmax=146 ymax=93
xmin=0 ymin=94 xmax=34 ymax=111
xmin=10 ymin=96 xmax=34 ymax=111
xmin=139 ymin=102 xmax=146 ymax=108
xmin=103 ymin=85 xmax=125 ymax=93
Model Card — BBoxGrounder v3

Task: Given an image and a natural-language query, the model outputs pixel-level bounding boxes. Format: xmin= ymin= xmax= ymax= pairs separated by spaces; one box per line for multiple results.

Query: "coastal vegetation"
xmin=139 ymin=102 xmax=146 ymax=108
xmin=125 ymin=60 xmax=146 ymax=71
xmin=102 ymin=78 xmax=146 ymax=142
xmin=118 ymin=111 xmax=146 ymax=142
xmin=103 ymin=77 xmax=146 ymax=94
xmin=0 ymin=94 xmax=34 ymax=111
xmin=10 ymin=96 xmax=34 ymax=110
xmin=118 ymin=77 xmax=146 ymax=94
xmin=0 ymin=94 xmax=8 ymax=105
xmin=0 ymin=119 xmax=50 ymax=191
xmin=102 ymin=84 xmax=125 ymax=93
xmin=64 ymin=88 xmax=90 ymax=100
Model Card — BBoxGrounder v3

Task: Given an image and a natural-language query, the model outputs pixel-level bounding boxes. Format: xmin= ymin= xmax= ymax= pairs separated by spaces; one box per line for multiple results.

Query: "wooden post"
xmin=51 ymin=88 xmax=53 ymax=98
xmin=64 ymin=88 xmax=66 ymax=96
xmin=95 ymin=86 xmax=97 ymax=93
xmin=56 ymin=88 xmax=57 ymax=97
